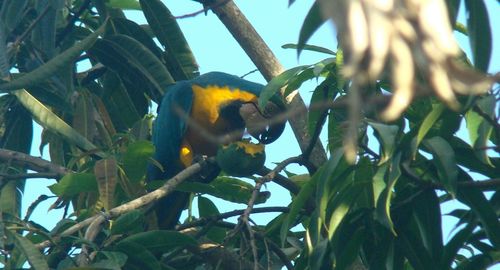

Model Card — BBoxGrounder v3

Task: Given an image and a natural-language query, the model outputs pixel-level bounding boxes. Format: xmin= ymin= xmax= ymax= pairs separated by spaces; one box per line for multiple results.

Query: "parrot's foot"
xmin=192 ymin=155 xmax=220 ymax=183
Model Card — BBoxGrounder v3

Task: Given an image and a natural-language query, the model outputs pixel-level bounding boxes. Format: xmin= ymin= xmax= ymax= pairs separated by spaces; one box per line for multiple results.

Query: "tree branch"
xmin=0 ymin=149 xmax=69 ymax=178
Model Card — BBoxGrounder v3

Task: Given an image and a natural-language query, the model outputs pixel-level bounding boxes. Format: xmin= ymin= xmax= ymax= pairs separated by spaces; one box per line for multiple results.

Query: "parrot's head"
xmin=196 ymin=72 xmax=286 ymax=145
xmin=238 ymin=98 xmax=286 ymax=144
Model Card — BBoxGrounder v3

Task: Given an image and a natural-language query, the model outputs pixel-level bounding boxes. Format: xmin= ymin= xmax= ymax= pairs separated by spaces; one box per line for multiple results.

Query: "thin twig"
xmin=56 ymin=0 xmax=92 ymax=46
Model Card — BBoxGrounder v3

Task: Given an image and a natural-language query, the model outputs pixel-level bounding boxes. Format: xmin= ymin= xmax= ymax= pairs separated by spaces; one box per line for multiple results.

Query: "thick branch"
xmin=0 ymin=149 xmax=69 ymax=178
xmin=210 ymin=0 xmax=327 ymax=170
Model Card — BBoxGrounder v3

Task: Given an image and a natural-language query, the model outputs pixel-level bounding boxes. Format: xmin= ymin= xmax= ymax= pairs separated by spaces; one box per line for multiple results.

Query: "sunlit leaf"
xmin=259 ymin=65 xmax=308 ymax=109
xmin=413 ymin=103 xmax=445 ymax=157
xmin=465 ymin=95 xmax=495 ymax=166
xmin=375 ymin=152 xmax=402 ymax=235
xmin=367 ymin=121 xmax=399 ymax=164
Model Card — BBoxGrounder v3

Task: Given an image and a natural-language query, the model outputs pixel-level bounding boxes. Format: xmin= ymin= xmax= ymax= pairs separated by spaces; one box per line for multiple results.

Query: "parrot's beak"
xmin=239 ymin=102 xmax=286 ymax=144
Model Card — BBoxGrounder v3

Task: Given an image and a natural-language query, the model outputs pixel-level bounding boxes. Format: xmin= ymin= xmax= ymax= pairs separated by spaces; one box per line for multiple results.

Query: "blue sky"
xmin=22 ymin=0 xmax=499 ymax=265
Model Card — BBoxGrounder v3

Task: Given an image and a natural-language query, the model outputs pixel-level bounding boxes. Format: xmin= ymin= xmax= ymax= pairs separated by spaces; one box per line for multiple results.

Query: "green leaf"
xmin=140 ymin=0 xmax=199 ymax=80
xmin=414 ymin=103 xmax=445 ymax=157
xmin=308 ymin=237 xmax=329 ymax=270
xmin=119 ymin=230 xmax=196 ymax=255
xmin=282 ymin=43 xmax=335 ymax=55
xmin=115 ymin=240 xmax=161 ymax=270
xmin=464 ymin=0 xmax=492 ymax=71
xmin=111 ymin=210 xmax=144 ymax=235
xmin=258 ymin=65 xmax=308 ymax=109
xmin=13 ymin=90 xmax=100 ymax=154
xmin=93 ymin=34 xmax=174 ymax=94
xmin=198 ymin=196 xmax=226 ymax=243
xmin=465 ymin=95 xmax=495 ymax=166
xmin=424 ymin=136 xmax=458 ymax=196
xmin=0 ymin=23 xmax=105 ymax=92
xmin=107 ymin=18 xmax=163 ymax=59
xmin=326 ymin=183 xmax=362 ymax=240
xmin=297 ymin=2 xmax=327 ymax=56
xmin=6 ymin=230 xmax=49 ymax=270
xmin=375 ymin=152 xmax=402 ymax=235
xmin=49 ymin=173 xmax=98 ymax=198
xmin=449 ymin=137 xmax=498 ymax=178
xmin=123 ymin=140 xmax=154 ymax=183
xmin=441 ymin=221 xmax=476 ymax=268
xmin=0 ymin=0 xmax=29 ymax=32
xmin=307 ymin=80 xmax=330 ymax=136
xmin=327 ymin=96 xmax=348 ymax=152
xmin=107 ymin=0 xmax=141 ymax=10
xmin=412 ymin=189 xmax=443 ymax=262
xmin=457 ymin=182 xmax=500 ymax=249
xmin=367 ymin=121 xmax=399 ymax=164
xmin=335 ymin=227 xmax=366 ymax=270
xmin=398 ymin=230 xmax=439 ymax=270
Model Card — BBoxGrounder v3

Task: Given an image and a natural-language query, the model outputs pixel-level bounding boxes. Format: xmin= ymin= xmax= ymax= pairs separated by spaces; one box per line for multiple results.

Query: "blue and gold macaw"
xmin=147 ymin=72 xmax=285 ymax=229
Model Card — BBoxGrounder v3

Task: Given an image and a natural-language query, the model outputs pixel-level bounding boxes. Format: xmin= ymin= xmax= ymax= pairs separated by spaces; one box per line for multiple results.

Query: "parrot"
xmin=147 ymin=71 xmax=286 ymax=229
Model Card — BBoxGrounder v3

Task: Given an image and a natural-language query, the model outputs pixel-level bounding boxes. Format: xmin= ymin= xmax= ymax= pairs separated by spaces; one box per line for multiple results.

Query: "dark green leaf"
xmin=297 ymin=2 xmax=327 ymax=56
xmin=0 ymin=0 xmax=29 ymax=32
xmin=376 ymin=152 xmax=402 ymax=234
xmin=48 ymin=173 xmax=97 ymax=198
xmin=282 ymin=43 xmax=335 ymax=55
xmin=457 ymin=182 xmax=500 ymax=248
xmin=107 ymin=0 xmax=141 ymax=10
xmin=198 ymin=196 xmax=226 ymax=243
xmin=441 ymin=221 xmax=476 ymax=268
xmin=412 ymin=189 xmax=443 ymax=262
xmin=140 ymin=0 xmax=199 ymax=80
xmin=0 ymin=23 xmax=105 ymax=92
xmin=107 ymin=18 xmax=163 ymax=59
xmin=424 ymin=137 xmax=458 ymax=196
xmin=398 ymin=231 xmax=439 ymax=270
xmin=367 ymin=121 xmax=399 ymax=164
xmin=115 ymin=240 xmax=161 ymax=270
xmin=111 ymin=210 xmax=144 ymax=235
xmin=464 ymin=0 xmax=492 ymax=71
xmin=413 ymin=103 xmax=445 ymax=157
xmin=335 ymin=227 xmax=365 ymax=270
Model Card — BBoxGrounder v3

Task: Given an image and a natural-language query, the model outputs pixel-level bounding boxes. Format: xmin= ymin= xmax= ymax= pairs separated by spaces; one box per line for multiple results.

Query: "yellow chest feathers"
xmin=191 ymin=85 xmax=257 ymax=124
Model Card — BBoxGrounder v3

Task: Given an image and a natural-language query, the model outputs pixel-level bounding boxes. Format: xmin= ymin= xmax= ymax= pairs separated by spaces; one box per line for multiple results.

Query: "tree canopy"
xmin=0 ymin=0 xmax=498 ymax=269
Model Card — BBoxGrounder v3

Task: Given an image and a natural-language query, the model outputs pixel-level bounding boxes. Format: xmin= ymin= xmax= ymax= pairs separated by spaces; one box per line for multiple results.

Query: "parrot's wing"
xmin=148 ymin=81 xmax=193 ymax=181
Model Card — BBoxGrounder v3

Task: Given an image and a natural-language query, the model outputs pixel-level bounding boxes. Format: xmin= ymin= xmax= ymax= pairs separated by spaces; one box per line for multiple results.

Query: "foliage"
xmin=0 ymin=0 xmax=498 ymax=269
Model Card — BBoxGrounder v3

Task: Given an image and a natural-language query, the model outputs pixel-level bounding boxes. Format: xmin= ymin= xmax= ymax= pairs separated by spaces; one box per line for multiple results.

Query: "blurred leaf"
xmin=307 ymin=80 xmax=331 ymax=136
xmin=308 ymin=237 xmax=328 ymax=270
xmin=464 ymin=0 xmax=492 ymax=72
xmin=297 ymin=2 xmax=327 ymax=56
xmin=446 ymin=0 xmax=461 ymax=26
xmin=140 ymin=0 xmax=199 ymax=80
xmin=49 ymin=173 xmax=97 ymax=198
xmin=0 ymin=23 xmax=105 ymax=92
xmin=118 ymin=230 xmax=196 ymax=255
xmin=424 ymin=137 xmax=458 ymax=196
xmin=327 ymin=96 xmax=348 ymax=152
xmin=367 ymin=121 xmax=399 ymax=164
xmin=376 ymin=152 xmax=402 ymax=234
xmin=327 ymin=182 xmax=362 ymax=240
xmin=7 ymin=230 xmax=49 ymax=270
xmin=95 ymin=157 xmax=118 ymax=210
xmin=259 ymin=65 xmax=308 ymax=109
xmin=335 ymin=227 xmax=365 ymax=270
xmin=465 ymin=95 xmax=495 ymax=166
xmin=123 ymin=140 xmax=154 ymax=183
xmin=31 ymin=0 xmax=59 ymax=59
xmin=13 ymin=90 xmax=99 ymax=154
xmin=198 ymin=196 xmax=226 ymax=243
xmin=111 ymin=209 xmax=144 ymax=235
xmin=282 ymin=43 xmax=335 ymax=55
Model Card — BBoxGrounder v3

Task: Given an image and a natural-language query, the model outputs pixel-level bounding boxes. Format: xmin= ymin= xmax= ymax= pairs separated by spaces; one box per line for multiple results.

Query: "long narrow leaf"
xmin=7 ymin=230 xmax=49 ymax=270
xmin=0 ymin=23 xmax=105 ymax=92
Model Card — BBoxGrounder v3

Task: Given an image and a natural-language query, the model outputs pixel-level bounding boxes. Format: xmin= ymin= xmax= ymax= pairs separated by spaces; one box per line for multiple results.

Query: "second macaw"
xmin=147 ymin=72 xmax=285 ymax=229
